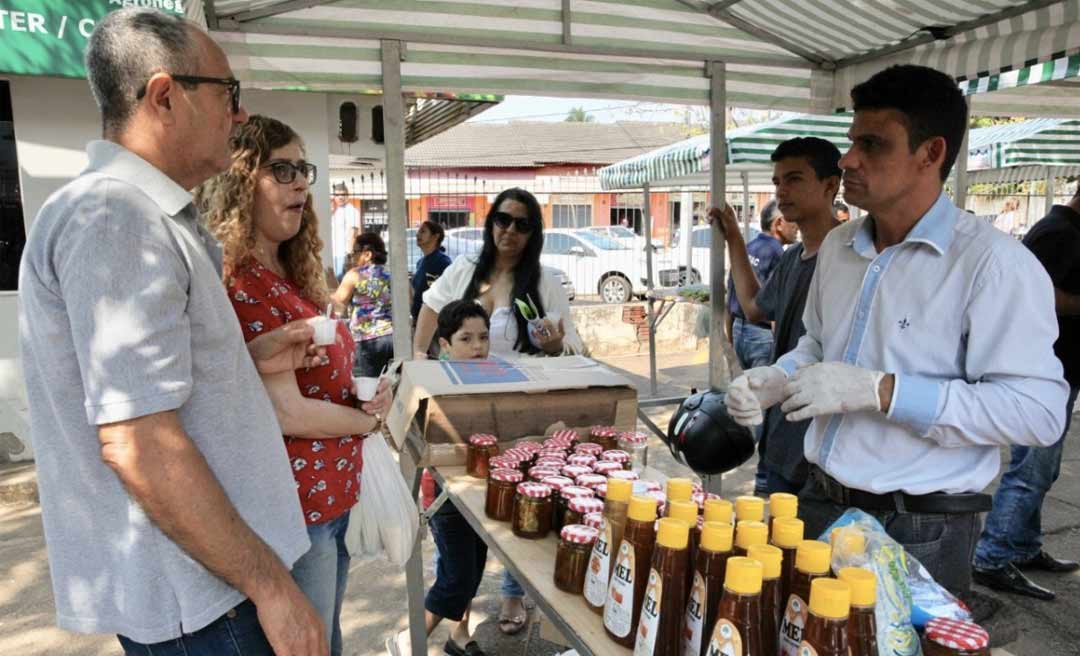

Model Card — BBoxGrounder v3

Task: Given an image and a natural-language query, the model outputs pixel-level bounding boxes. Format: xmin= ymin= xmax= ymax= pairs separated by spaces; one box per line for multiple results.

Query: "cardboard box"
xmin=386 ymin=356 xmax=637 ymax=458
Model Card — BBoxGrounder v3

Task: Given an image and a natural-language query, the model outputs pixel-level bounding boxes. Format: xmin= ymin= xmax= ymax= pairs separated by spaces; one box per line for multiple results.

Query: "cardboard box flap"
xmin=387 ymin=355 xmax=635 ymax=449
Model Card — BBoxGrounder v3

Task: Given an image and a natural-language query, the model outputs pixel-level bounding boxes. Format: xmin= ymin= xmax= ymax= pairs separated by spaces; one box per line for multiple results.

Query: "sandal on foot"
xmin=444 ymin=639 xmax=487 ymax=656
xmin=497 ymin=612 xmax=527 ymax=635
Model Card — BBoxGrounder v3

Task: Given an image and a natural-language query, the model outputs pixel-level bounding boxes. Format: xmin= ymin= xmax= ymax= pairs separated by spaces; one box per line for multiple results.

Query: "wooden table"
xmin=426 ymin=465 xmax=633 ymax=656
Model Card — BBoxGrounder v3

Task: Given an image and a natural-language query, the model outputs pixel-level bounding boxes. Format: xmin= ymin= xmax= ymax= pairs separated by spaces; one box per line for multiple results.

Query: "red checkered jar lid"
xmin=489 ymin=468 xmax=523 ymax=483
xmin=560 ymin=485 xmax=594 ymax=500
xmin=560 ymin=524 xmax=600 ymax=545
xmin=569 ymin=496 xmax=604 ymax=514
xmin=516 ymin=482 xmax=553 ymax=499
xmin=924 ymin=618 xmax=989 ymax=651
xmin=540 ymin=476 xmax=574 ymax=491
xmin=468 ymin=433 xmax=498 ymax=446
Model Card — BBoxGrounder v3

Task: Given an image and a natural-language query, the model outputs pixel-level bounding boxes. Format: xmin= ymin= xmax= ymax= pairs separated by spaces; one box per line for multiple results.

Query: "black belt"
xmin=809 ymin=466 xmax=991 ymax=514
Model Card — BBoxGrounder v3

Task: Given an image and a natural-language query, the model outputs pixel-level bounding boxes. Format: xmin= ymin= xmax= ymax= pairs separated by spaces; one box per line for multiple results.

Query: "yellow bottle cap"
xmin=700 ymin=521 xmax=734 ymax=553
xmin=606 ymin=477 xmax=633 ymax=503
xmin=735 ymin=520 xmax=768 ymax=551
xmin=747 ymin=543 xmax=783 ymax=580
xmin=837 ymin=567 xmax=876 ymax=607
xmin=656 ymin=517 xmax=690 ymax=550
xmin=771 ymin=517 xmax=805 ymax=549
xmin=795 ymin=540 xmax=832 ymax=575
xmin=668 ymin=499 xmax=698 ymax=526
xmin=768 ymin=492 xmax=798 ymax=521
xmin=703 ymin=498 xmax=733 ymax=524
xmin=666 ymin=478 xmax=693 ymax=503
xmin=628 ymin=494 xmax=659 ymax=522
xmin=808 ymin=578 xmax=851 ymax=619
xmin=723 ymin=556 xmax=763 ymax=595
xmin=734 ymin=495 xmax=765 ymax=522
xmin=830 ymin=526 xmax=867 ymax=557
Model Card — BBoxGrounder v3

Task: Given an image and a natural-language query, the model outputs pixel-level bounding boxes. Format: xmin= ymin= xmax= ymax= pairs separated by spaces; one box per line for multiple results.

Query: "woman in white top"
xmin=413 ymin=187 xmax=583 ymax=360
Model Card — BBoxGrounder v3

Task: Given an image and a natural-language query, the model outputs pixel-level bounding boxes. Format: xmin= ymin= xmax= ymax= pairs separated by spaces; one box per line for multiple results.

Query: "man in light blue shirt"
xmin=725 ymin=64 xmax=1067 ymax=598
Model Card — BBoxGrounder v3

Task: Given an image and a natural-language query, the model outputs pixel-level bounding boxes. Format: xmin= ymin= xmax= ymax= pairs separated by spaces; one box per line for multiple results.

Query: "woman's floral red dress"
xmin=228 ymin=259 xmax=364 ymax=525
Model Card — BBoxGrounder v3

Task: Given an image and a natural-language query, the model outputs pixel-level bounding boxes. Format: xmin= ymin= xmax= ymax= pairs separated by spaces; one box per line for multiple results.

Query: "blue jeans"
xmin=733 ymin=317 xmax=774 ymax=494
xmin=974 ymin=386 xmax=1079 ymax=569
xmin=355 ymin=334 xmax=394 ymax=377
xmin=117 ymin=600 xmax=272 ymax=655
xmin=291 ymin=513 xmax=351 ymax=656
xmin=427 ymin=500 xmax=488 ymax=621
xmin=502 ymin=571 xmax=524 ymax=599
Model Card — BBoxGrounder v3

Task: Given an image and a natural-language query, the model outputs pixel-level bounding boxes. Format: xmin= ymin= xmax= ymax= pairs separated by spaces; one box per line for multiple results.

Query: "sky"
xmin=466 ymin=96 xmax=694 ymax=124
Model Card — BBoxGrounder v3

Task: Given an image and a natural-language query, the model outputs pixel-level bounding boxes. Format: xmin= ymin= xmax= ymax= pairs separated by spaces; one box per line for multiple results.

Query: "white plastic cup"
xmin=307 ymin=316 xmax=338 ymax=346
xmin=353 ymin=375 xmax=380 ymax=402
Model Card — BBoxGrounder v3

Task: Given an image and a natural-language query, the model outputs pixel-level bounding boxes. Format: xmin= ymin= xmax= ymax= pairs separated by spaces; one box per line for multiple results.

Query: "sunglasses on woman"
xmin=262 ymin=160 xmax=318 ymax=185
xmin=492 ymin=211 xmax=536 ymax=233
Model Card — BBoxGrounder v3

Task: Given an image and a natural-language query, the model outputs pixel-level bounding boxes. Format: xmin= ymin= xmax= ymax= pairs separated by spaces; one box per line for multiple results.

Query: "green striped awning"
xmin=597 ymin=112 xmax=853 ymax=189
xmin=969 ymin=119 xmax=1080 ymax=169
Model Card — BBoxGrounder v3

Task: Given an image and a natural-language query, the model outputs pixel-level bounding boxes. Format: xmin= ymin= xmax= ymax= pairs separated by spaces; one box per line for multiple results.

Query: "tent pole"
xmin=741 ymin=170 xmax=751 ymax=240
xmin=381 ymin=40 xmax=412 ymax=364
xmin=681 ymin=189 xmax=693 ymax=281
xmin=954 ymin=98 xmax=970 ymax=210
xmin=1045 ymin=166 xmax=1055 ymax=215
xmin=708 ymin=61 xmax=727 ymax=393
xmin=644 ymin=183 xmax=658 ymax=397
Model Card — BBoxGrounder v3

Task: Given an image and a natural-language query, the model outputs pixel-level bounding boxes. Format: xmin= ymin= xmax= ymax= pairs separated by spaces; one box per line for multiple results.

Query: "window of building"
xmin=552 ymin=204 xmax=591 ymax=229
xmin=428 ymin=210 xmax=470 ymax=229
xmin=610 ymin=207 xmax=643 ymax=234
xmin=0 ymin=81 xmax=23 ymax=291
xmin=361 ymin=198 xmax=388 ymax=233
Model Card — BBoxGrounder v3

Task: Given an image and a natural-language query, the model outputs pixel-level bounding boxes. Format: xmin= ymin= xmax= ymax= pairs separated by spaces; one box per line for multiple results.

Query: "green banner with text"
xmin=0 ymin=1 xmax=186 ymax=78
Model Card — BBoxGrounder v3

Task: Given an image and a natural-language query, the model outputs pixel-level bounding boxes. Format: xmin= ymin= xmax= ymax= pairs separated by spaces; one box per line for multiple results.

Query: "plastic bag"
xmin=345 ymin=431 xmax=419 ymax=566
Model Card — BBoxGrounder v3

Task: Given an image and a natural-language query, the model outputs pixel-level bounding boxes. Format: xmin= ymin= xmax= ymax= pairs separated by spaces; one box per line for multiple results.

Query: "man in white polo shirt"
xmin=725 ymin=64 xmax=1067 ymax=598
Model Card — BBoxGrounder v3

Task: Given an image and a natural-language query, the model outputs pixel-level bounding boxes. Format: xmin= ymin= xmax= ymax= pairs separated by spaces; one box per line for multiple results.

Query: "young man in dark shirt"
xmin=710 ymin=137 xmax=841 ymax=495
xmin=973 ymin=186 xmax=1080 ymax=600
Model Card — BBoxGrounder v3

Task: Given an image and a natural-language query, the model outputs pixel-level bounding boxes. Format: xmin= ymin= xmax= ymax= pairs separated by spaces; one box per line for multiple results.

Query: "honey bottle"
xmin=666 ymin=478 xmax=694 ymax=512
xmin=584 ymin=477 xmax=633 ymax=614
xmin=747 ymin=543 xmax=784 ymax=656
xmin=707 ymin=556 xmax=765 ymax=656
xmin=734 ymin=495 xmax=765 ymax=523
xmin=767 ymin=492 xmax=798 ymax=533
xmin=770 ymin=517 xmax=804 ymax=606
xmin=778 ymin=540 xmax=831 ymax=656
xmin=799 ymin=578 xmax=851 ymax=656
xmin=667 ymin=499 xmax=700 ymax=602
xmin=837 ymin=567 xmax=878 ymax=656
xmin=605 ymin=494 xmax=659 ymax=647
xmin=682 ymin=521 xmax=734 ymax=656
xmin=634 ymin=518 xmax=690 ymax=656
xmin=734 ymin=520 xmax=768 ymax=557
xmin=703 ymin=497 xmax=733 ymax=524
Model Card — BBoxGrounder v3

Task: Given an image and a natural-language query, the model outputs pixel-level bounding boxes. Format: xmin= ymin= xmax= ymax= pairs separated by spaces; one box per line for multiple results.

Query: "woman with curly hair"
xmin=200 ymin=114 xmax=391 ymax=656
xmin=332 ymin=232 xmax=394 ymax=377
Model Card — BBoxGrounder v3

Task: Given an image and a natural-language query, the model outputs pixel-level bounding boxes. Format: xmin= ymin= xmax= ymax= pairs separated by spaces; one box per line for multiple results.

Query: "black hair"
xmin=759 ymin=200 xmax=781 ymax=233
xmin=833 ymin=202 xmax=849 ymax=214
xmin=420 ymin=219 xmax=446 ymax=247
xmin=352 ymin=232 xmax=388 ymax=266
xmin=771 ymin=137 xmax=842 ymax=181
xmin=437 ymin=300 xmax=491 ymax=342
xmin=851 ymin=64 xmax=968 ymax=182
xmin=464 ymin=188 xmax=546 ymax=354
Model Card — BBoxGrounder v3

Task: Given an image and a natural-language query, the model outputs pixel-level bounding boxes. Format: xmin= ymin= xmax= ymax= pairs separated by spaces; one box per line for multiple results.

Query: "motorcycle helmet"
xmin=665 ymin=389 xmax=755 ymax=475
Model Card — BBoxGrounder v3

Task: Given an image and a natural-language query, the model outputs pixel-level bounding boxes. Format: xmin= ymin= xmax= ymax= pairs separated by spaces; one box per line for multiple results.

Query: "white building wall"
xmin=2 ymin=77 xmax=336 ymax=460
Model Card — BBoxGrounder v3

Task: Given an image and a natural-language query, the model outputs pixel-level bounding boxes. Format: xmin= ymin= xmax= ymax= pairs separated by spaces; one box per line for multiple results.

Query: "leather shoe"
xmin=973 ymin=563 xmax=1055 ymax=601
xmin=1014 ymin=550 xmax=1080 ymax=573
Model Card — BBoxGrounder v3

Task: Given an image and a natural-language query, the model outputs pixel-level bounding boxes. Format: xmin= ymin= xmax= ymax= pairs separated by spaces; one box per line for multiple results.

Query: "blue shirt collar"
xmin=86 ymin=140 xmax=193 ymax=218
xmin=850 ymin=191 xmax=957 ymax=257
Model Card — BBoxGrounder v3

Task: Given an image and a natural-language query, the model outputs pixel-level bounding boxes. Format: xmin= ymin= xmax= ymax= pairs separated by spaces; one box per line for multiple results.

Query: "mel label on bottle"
xmin=797 ymin=644 xmax=819 ymax=656
xmin=778 ymin=594 xmax=810 ymax=656
xmin=584 ymin=519 xmax=612 ymax=607
xmin=682 ymin=571 xmax=707 ymax=656
xmin=705 ymin=619 xmax=743 ymax=656
xmin=604 ymin=540 xmax=637 ymax=638
xmin=634 ymin=569 xmax=663 ymax=655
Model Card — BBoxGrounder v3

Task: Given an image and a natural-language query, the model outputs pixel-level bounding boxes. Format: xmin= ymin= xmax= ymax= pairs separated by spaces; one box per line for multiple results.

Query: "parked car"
xmin=550 ymin=267 xmax=576 ymax=302
xmin=582 ymin=225 xmax=663 ymax=252
xmin=655 ymin=225 xmax=760 ymax=287
xmin=537 ymin=229 xmax=648 ymax=304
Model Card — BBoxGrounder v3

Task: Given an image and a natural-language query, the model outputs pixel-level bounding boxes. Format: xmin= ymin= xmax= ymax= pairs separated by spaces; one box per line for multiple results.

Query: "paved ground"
xmin=1 ymin=346 xmax=1077 ymax=655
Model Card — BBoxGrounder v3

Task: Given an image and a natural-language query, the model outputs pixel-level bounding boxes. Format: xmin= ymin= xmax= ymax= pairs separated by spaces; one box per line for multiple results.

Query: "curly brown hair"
xmin=198 ymin=114 xmax=328 ymax=307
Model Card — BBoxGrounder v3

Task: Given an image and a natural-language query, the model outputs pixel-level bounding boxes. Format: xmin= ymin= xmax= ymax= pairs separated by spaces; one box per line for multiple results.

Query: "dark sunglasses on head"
xmin=136 ymin=74 xmax=242 ymax=115
xmin=262 ymin=160 xmax=318 ymax=185
xmin=492 ymin=211 xmax=536 ymax=233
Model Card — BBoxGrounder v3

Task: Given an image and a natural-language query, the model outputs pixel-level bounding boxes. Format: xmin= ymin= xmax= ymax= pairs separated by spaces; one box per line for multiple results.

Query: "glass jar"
xmin=512 ymin=482 xmax=554 ymax=539
xmin=602 ymin=448 xmax=632 ymax=471
xmin=503 ymin=448 xmax=534 ymax=474
xmin=466 ymin=434 xmax=499 ymax=479
xmin=485 ymin=468 xmax=523 ymax=521
xmin=646 ymin=489 xmax=667 ymax=518
xmin=554 ymin=524 xmax=600 ymax=594
xmin=594 ymin=461 xmax=622 ymax=477
xmin=616 ymin=431 xmax=649 ymax=472
xmin=540 ymin=475 xmax=574 ymax=493
xmin=574 ymin=442 xmax=604 ymax=457
xmin=488 ymin=455 xmax=519 ymax=473
xmin=535 ymin=457 xmax=566 ymax=470
xmin=633 ymin=480 xmax=663 ymax=495
xmin=538 ymin=448 xmax=568 ymax=461
xmin=576 ymin=472 xmax=606 ymax=489
xmin=922 ymin=618 xmax=990 ymax=656
xmin=550 ymin=428 xmax=580 ymax=445
xmin=567 ymin=453 xmax=597 ymax=469
xmin=561 ymin=464 xmax=592 ymax=480
xmin=583 ymin=511 xmax=603 ymax=529
xmin=515 ymin=440 xmax=543 ymax=454
xmin=555 ymin=485 xmax=594 ymax=530
xmin=589 ymin=425 xmax=620 ymax=451
xmin=528 ymin=466 xmax=560 ymax=482
xmin=564 ymin=495 xmax=604 ymax=527
xmin=608 ymin=469 xmax=639 ymax=483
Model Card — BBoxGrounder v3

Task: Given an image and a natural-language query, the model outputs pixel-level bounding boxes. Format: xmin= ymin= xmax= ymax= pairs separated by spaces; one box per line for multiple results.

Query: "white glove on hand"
xmin=780 ymin=362 xmax=885 ymax=423
xmin=724 ymin=366 xmax=789 ymax=427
